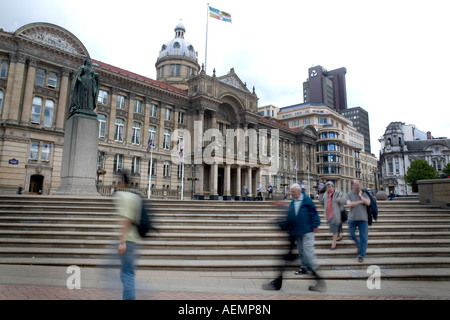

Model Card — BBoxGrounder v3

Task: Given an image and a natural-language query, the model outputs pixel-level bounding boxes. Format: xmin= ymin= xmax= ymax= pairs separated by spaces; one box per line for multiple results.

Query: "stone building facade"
xmin=379 ymin=121 xmax=450 ymax=195
xmin=0 ymin=22 xmax=318 ymax=198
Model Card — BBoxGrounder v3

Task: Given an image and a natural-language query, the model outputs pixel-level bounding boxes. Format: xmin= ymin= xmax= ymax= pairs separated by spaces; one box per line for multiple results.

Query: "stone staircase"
xmin=1 ymin=195 xmax=450 ymax=280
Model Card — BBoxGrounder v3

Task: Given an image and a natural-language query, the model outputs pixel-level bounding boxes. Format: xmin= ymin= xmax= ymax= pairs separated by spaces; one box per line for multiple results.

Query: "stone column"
xmin=209 ymin=162 xmax=218 ymax=200
xmin=195 ymin=164 xmax=204 ymax=200
xmin=20 ymin=57 xmax=39 ymax=124
xmin=127 ymin=93 xmax=135 ymax=145
xmin=235 ymin=166 xmax=242 ymax=200
xmin=107 ymin=88 xmax=119 ymax=142
xmin=247 ymin=167 xmax=253 ymax=199
xmin=223 ymin=163 xmax=231 ymax=200
xmin=6 ymin=53 xmax=26 ymax=122
xmin=56 ymin=68 xmax=70 ymax=129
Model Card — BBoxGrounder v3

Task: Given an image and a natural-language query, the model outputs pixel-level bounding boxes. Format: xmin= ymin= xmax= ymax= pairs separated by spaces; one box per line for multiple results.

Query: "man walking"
xmin=263 ymin=183 xmax=324 ymax=292
xmin=346 ymin=179 xmax=371 ymax=262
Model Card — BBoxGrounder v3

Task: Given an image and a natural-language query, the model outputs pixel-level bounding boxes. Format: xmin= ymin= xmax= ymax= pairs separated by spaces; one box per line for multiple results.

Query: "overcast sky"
xmin=2 ymin=0 xmax=449 ymax=157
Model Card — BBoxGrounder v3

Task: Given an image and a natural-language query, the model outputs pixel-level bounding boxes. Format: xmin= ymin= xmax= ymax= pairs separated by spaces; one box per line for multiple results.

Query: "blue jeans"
xmin=297 ymin=232 xmax=318 ymax=271
xmin=119 ymin=241 xmax=138 ymax=300
xmin=348 ymin=220 xmax=368 ymax=258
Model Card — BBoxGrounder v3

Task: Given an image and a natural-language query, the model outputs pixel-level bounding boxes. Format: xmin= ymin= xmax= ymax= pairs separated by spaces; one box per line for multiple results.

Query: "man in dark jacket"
xmin=263 ymin=183 xmax=325 ymax=292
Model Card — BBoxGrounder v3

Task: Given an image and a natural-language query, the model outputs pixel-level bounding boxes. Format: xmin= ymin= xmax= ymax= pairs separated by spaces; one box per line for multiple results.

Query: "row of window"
xmin=110 ymin=154 xmax=183 ymax=178
xmin=97 ymin=89 xmax=185 ymax=123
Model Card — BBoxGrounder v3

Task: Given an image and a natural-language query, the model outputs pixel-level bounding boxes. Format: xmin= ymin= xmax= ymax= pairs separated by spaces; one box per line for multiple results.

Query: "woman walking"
xmin=319 ymin=181 xmax=346 ymax=250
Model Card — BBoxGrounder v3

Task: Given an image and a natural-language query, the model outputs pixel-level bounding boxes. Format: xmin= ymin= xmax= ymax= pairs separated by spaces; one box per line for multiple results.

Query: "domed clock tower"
xmin=155 ymin=23 xmax=200 ymax=90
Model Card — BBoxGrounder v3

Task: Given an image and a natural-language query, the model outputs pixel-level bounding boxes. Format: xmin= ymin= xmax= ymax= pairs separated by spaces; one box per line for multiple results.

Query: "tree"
xmin=404 ymin=159 xmax=439 ymax=191
xmin=443 ymin=163 xmax=450 ymax=177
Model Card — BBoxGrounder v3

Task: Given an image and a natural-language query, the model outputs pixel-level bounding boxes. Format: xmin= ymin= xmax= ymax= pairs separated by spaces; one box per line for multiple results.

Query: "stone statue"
xmin=68 ymin=58 xmax=99 ymax=117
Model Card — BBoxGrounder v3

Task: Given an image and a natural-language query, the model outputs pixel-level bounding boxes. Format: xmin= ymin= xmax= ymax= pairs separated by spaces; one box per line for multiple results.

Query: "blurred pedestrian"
xmin=346 ymin=179 xmax=371 ymax=262
xmin=263 ymin=183 xmax=325 ymax=292
xmin=267 ymin=184 xmax=273 ymax=200
xmin=256 ymin=183 xmax=263 ymax=201
xmin=114 ymin=170 xmax=142 ymax=300
xmin=318 ymin=181 xmax=346 ymax=250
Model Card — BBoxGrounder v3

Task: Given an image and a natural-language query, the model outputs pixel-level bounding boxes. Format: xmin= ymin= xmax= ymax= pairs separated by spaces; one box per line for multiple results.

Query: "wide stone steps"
xmin=1 ymin=195 xmax=450 ymax=280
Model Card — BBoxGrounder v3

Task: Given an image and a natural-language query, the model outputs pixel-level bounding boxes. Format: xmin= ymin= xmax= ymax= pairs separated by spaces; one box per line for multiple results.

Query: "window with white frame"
xmin=117 ymin=95 xmax=126 ymax=110
xmin=163 ymin=161 xmax=171 ymax=178
xmin=41 ymin=143 xmax=51 ymax=162
xmin=148 ymin=125 xmax=157 ymax=146
xmin=31 ymin=97 xmax=43 ymax=124
xmin=28 ymin=141 xmax=51 ymax=164
xmin=178 ymin=111 xmax=185 ymax=124
xmin=98 ymin=114 xmax=106 ymax=138
xmin=43 ymin=100 xmax=54 ymax=127
xmin=148 ymin=159 xmax=157 ymax=176
xmin=164 ymin=108 xmax=172 ymax=121
xmin=132 ymin=122 xmax=141 ymax=145
xmin=149 ymin=104 xmax=158 ymax=118
xmin=113 ymin=154 xmax=124 ymax=173
xmin=98 ymin=90 xmax=109 ymax=105
xmin=29 ymin=142 xmax=40 ymax=162
xmin=163 ymin=129 xmax=171 ymax=150
xmin=134 ymin=100 xmax=142 ymax=114
xmin=177 ymin=164 xmax=184 ymax=178
xmin=114 ymin=118 xmax=125 ymax=142
xmin=48 ymin=72 xmax=57 ymax=88
xmin=132 ymin=157 xmax=140 ymax=175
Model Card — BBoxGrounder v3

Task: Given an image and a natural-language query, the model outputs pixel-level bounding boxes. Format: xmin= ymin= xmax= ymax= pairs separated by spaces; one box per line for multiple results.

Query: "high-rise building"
xmin=339 ymin=106 xmax=371 ymax=153
xmin=303 ymin=65 xmax=347 ymax=112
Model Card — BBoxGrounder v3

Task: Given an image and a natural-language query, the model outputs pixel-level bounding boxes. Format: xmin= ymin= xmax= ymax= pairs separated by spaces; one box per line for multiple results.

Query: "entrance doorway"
xmin=29 ymin=174 xmax=44 ymax=194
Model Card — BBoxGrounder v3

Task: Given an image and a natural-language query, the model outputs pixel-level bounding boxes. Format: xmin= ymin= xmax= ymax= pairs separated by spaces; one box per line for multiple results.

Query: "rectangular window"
xmin=148 ymin=160 xmax=157 ymax=176
xmin=178 ymin=111 xmax=185 ymax=124
xmin=98 ymin=90 xmax=109 ymax=105
xmin=29 ymin=142 xmax=39 ymax=161
xmin=31 ymin=97 xmax=42 ymax=124
xmin=113 ymin=154 xmax=124 ymax=173
xmin=164 ymin=108 xmax=172 ymax=121
xmin=163 ymin=129 xmax=171 ymax=150
xmin=98 ymin=114 xmax=106 ymax=138
xmin=43 ymin=100 xmax=54 ymax=127
xmin=0 ymin=61 xmax=8 ymax=78
xmin=149 ymin=104 xmax=158 ymax=118
xmin=134 ymin=100 xmax=142 ymax=114
xmin=48 ymin=72 xmax=57 ymax=88
xmin=117 ymin=95 xmax=126 ymax=110
xmin=35 ymin=69 xmax=46 ymax=86
xmin=148 ymin=125 xmax=157 ymax=147
xmin=177 ymin=164 xmax=184 ymax=178
xmin=114 ymin=118 xmax=125 ymax=142
xmin=132 ymin=157 xmax=140 ymax=175
xmin=163 ymin=161 xmax=171 ymax=178
xmin=41 ymin=143 xmax=51 ymax=162
xmin=132 ymin=122 xmax=141 ymax=145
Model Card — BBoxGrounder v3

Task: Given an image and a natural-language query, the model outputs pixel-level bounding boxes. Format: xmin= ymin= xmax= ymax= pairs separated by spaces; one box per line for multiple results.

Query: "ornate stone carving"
xmin=219 ymin=76 xmax=246 ymax=91
xmin=24 ymin=32 xmax=80 ymax=55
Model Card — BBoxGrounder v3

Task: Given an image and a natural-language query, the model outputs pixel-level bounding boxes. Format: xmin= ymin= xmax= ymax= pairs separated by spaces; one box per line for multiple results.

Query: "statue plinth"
xmin=55 ymin=111 xmax=100 ymax=196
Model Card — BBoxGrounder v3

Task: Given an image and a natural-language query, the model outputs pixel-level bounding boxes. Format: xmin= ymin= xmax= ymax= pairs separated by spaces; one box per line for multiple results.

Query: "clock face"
xmin=310 ymin=70 xmax=317 ymax=77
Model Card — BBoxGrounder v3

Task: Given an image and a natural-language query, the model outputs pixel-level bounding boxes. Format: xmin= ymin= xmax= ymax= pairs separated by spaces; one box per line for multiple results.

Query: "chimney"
xmin=427 ymin=131 xmax=432 ymax=140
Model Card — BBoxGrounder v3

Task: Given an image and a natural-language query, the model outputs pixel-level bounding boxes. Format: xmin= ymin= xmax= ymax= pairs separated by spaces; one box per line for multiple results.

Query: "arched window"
xmin=172 ymin=42 xmax=181 ymax=55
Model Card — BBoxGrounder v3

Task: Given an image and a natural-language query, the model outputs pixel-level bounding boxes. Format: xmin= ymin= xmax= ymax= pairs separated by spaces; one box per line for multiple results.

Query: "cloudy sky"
xmin=2 ymin=0 xmax=449 ymax=157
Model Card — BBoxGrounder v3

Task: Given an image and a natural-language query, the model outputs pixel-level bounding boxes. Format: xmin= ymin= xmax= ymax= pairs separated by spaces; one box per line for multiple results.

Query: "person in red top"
xmin=318 ymin=181 xmax=346 ymax=250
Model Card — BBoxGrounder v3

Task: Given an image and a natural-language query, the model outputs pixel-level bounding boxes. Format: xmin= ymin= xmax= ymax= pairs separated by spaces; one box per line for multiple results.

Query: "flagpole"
xmin=307 ymin=160 xmax=310 ymax=197
xmin=205 ymin=3 xmax=209 ymax=73
xmin=181 ymin=149 xmax=185 ymax=200
xmin=148 ymin=144 xmax=153 ymax=199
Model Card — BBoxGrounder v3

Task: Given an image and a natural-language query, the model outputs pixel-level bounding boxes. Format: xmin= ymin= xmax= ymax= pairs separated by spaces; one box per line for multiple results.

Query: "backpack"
xmin=363 ymin=190 xmax=378 ymax=225
xmin=135 ymin=198 xmax=154 ymax=237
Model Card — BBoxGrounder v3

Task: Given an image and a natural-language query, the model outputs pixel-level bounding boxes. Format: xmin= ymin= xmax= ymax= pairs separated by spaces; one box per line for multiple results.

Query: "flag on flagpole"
xmin=179 ymin=144 xmax=184 ymax=159
xmin=209 ymin=6 xmax=232 ymax=23
xmin=294 ymin=160 xmax=298 ymax=171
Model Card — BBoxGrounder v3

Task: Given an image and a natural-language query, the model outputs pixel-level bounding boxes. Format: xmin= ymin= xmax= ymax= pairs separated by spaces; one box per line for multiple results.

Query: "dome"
xmin=158 ymin=23 xmax=198 ymax=61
